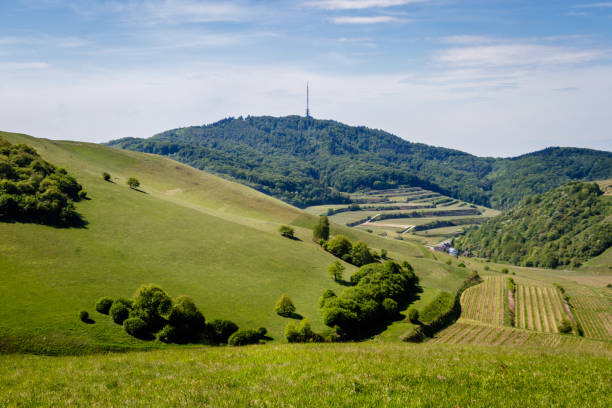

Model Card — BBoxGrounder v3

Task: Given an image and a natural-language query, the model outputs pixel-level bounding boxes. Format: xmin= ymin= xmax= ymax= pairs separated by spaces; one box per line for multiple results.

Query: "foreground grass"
xmin=1 ymin=343 xmax=609 ymax=407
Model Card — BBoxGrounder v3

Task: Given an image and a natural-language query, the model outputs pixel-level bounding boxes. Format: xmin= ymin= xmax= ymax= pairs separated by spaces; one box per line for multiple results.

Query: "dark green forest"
xmin=0 ymin=137 xmax=86 ymax=226
xmin=108 ymin=116 xmax=612 ymax=208
xmin=455 ymin=182 xmax=612 ymax=268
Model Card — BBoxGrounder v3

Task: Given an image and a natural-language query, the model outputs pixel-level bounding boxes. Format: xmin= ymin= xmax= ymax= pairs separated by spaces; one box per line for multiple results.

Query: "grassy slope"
xmin=1 ymin=131 xmax=465 ymax=353
xmin=0 ymin=343 xmax=610 ymax=407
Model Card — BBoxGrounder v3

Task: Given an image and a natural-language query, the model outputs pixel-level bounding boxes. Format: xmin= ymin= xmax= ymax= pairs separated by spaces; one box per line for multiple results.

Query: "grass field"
xmin=0 ymin=342 xmax=610 ymax=407
xmin=0 ymin=131 xmax=471 ymax=354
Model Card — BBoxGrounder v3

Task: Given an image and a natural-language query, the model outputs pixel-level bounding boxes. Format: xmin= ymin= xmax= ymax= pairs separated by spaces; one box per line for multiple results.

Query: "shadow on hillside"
xmin=0 ymin=213 xmax=88 ymax=229
xmin=336 ymin=279 xmax=355 ymax=287
xmin=82 ymin=317 xmax=95 ymax=324
xmin=130 ymin=187 xmax=148 ymax=194
xmin=280 ymin=312 xmax=303 ymax=320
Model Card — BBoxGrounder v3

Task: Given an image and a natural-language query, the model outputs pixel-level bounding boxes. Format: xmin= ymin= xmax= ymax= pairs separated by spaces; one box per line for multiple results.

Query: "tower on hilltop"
xmin=306 ymin=82 xmax=311 ymax=118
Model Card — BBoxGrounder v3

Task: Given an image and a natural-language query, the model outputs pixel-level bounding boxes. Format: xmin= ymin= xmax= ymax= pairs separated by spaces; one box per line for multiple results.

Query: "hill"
xmin=0 ymin=131 xmax=472 ymax=354
xmin=107 ymin=116 xmax=612 ymax=209
xmin=455 ymin=182 xmax=612 ymax=268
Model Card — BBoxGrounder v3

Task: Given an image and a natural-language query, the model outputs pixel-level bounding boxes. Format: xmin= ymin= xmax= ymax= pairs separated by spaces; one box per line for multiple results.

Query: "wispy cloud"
xmin=0 ymin=62 xmax=51 ymax=71
xmin=331 ymin=15 xmax=403 ymax=24
xmin=304 ymin=0 xmax=425 ymax=9
xmin=435 ymin=44 xmax=609 ymax=68
xmin=575 ymin=2 xmax=612 ymax=8
xmin=141 ymin=0 xmax=250 ymax=24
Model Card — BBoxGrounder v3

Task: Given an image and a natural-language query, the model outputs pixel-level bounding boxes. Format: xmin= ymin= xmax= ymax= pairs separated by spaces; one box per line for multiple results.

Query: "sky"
xmin=0 ymin=0 xmax=611 ymax=157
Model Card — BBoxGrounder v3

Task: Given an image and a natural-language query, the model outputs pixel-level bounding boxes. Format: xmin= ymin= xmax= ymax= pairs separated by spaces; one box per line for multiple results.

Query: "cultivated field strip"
xmin=432 ymin=322 xmax=612 ymax=351
xmin=515 ymin=284 xmax=568 ymax=333
xmin=568 ymin=288 xmax=612 ymax=340
xmin=459 ymin=277 xmax=506 ymax=327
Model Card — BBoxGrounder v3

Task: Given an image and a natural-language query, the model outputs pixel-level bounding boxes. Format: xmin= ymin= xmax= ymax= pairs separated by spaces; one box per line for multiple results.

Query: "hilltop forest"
xmin=455 ymin=182 xmax=612 ymax=268
xmin=108 ymin=116 xmax=612 ymax=208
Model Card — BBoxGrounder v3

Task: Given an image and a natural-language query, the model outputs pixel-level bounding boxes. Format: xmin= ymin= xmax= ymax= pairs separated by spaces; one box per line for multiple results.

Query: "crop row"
xmin=432 ymin=322 xmax=612 ymax=351
xmin=568 ymin=290 xmax=612 ymax=341
xmin=515 ymin=285 xmax=567 ymax=333
xmin=460 ymin=277 xmax=505 ymax=327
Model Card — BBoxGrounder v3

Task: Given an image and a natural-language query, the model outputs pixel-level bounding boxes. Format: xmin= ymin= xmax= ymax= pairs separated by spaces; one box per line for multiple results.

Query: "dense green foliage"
xmin=285 ymin=318 xmax=324 ymax=343
xmin=274 ymin=294 xmax=296 ymax=317
xmin=322 ymin=235 xmax=378 ymax=267
xmin=320 ymin=261 xmax=418 ymax=339
xmin=327 ymin=261 xmax=345 ymax=282
xmin=210 ymin=319 xmax=239 ymax=344
xmin=0 ymin=137 xmax=85 ymax=226
xmin=418 ymin=292 xmax=455 ymax=325
xmin=108 ymin=116 xmax=612 ymax=208
xmin=456 ymin=182 xmax=612 ymax=268
xmin=313 ymin=215 xmax=330 ymax=240
xmin=227 ymin=328 xmax=267 ymax=346
xmin=95 ymin=297 xmax=113 ymax=315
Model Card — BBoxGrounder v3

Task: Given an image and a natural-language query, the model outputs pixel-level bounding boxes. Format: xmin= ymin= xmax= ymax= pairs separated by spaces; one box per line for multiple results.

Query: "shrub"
xmin=400 ymin=326 xmax=426 ymax=343
xmin=102 ymin=172 xmax=111 ymax=181
xmin=79 ymin=310 xmax=89 ymax=322
xmin=419 ymin=292 xmax=455 ymax=325
xmin=313 ymin=216 xmax=330 ymax=241
xmin=158 ymin=324 xmax=177 ymax=343
xmin=127 ymin=177 xmax=140 ymax=189
xmin=380 ymin=249 xmax=388 ymax=259
xmin=325 ymin=235 xmax=352 ymax=258
xmin=274 ymin=294 xmax=296 ymax=316
xmin=607 ymin=283 xmax=612 ymax=288
xmin=501 ymin=268 xmax=509 ymax=274
xmin=318 ymin=289 xmax=337 ymax=308
xmin=350 ymin=241 xmax=375 ymax=267
xmin=124 ymin=317 xmax=149 ymax=339
xmin=484 ymin=265 xmax=490 ymax=271
xmin=210 ymin=319 xmax=239 ymax=344
xmin=445 ymin=259 xmax=452 ymax=265
xmin=109 ymin=299 xmax=132 ymax=325
xmin=131 ymin=284 xmax=172 ymax=331
xmin=285 ymin=318 xmax=323 ymax=343
xmin=408 ymin=308 xmax=420 ymax=324
xmin=558 ymin=319 xmax=572 ymax=334
xmin=166 ymin=296 xmax=207 ymax=343
xmin=228 ymin=329 xmax=263 ymax=346
xmin=278 ymin=225 xmax=295 ymax=238
xmin=327 ymin=261 xmax=345 ymax=282
xmin=95 ymin=297 xmax=113 ymax=314
xmin=382 ymin=298 xmax=399 ymax=316
xmin=78 ymin=190 xmax=87 ymax=200
xmin=457 ymin=262 xmax=466 ymax=268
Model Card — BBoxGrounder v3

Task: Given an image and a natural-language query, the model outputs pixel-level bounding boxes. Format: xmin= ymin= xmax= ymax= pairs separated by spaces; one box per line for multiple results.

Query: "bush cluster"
xmin=320 ymin=260 xmax=418 ymax=339
xmin=228 ymin=328 xmax=267 ymax=346
xmin=0 ymin=137 xmax=86 ymax=226
xmin=319 ymin=234 xmax=381 ymax=267
xmin=95 ymin=284 xmax=247 ymax=345
xmin=285 ymin=319 xmax=324 ymax=343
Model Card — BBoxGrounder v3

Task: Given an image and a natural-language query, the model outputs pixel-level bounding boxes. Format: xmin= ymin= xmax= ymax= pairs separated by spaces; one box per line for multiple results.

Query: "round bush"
xmin=158 ymin=324 xmax=177 ymax=343
xmin=124 ymin=317 xmax=149 ymax=339
xmin=228 ymin=329 xmax=262 ymax=346
xmin=109 ymin=301 xmax=131 ymax=325
xmin=408 ymin=308 xmax=420 ymax=324
xmin=558 ymin=319 xmax=573 ymax=334
xmin=79 ymin=310 xmax=89 ymax=322
xmin=95 ymin=297 xmax=113 ymax=314
xmin=210 ymin=319 xmax=239 ymax=344
xmin=382 ymin=298 xmax=399 ymax=315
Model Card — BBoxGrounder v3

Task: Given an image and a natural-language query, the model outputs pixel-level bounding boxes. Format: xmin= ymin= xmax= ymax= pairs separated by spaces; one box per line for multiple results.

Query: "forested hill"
xmin=455 ymin=182 xmax=612 ymax=269
xmin=107 ymin=116 xmax=612 ymax=208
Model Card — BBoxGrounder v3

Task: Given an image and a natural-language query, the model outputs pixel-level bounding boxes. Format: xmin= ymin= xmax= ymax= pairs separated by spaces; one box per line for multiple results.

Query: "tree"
xmin=327 ymin=261 xmax=345 ymax=282
xmin=130 ymin=284 xmax=172 ymax=331
xmin=274 ymin=294 xmax=296 ymax=317
xmin=278 ymin=225 xmax=295 ymax=238
xmin=350 ymin=241 xmax=375 ymax=266
xmin=313 ymin=216 xmax=330 ymax=241
xmin=325 ymin=235 xmax=352 ymax=258
xmin=102 ymin=172 xmax=111 ymax=181
xmin=380 ymin=249 xmax=388 ymax=259
xmin=127 ymin=177 xmax=140 ymax=189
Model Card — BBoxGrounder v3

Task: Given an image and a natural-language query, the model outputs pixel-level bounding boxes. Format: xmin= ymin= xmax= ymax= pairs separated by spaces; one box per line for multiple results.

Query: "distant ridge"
xmin=108 ymin=115 xmax=612 ymax=209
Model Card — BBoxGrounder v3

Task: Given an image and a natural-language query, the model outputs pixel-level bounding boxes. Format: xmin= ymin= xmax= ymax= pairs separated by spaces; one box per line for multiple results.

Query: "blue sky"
xmin=1 ymin=0 xmax=611 ymax=156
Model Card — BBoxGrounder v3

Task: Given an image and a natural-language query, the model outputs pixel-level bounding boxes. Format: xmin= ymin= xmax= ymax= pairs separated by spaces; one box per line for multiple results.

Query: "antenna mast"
xmin=306 ymin=82 xmax=311 ymax=118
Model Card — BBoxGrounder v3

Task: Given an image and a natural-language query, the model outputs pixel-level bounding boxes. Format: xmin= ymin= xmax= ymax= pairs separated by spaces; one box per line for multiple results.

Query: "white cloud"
xmin=331 ymin=15 xmax=402 ymax=24
xmin=304 ymin=0 xmax=425 ymax=10
xmin=575 ymin=2 xmax=612 ymax=8
xmin=434 ymin=44 xmax=609 ymax=68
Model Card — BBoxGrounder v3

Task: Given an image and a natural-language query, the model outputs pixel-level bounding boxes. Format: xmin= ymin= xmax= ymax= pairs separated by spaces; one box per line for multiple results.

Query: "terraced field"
xmin=432 ymin=322 xmax=612 ymax=351
xmin=567 ymin=287 xmax=612 ymax=341
xmin=460 ymin=276 xmax=506 ymax=326
xmin=305 ymin=187 xmax=499 ymax=245
xmin=515 ymin=284 xmax=569 ymax=333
